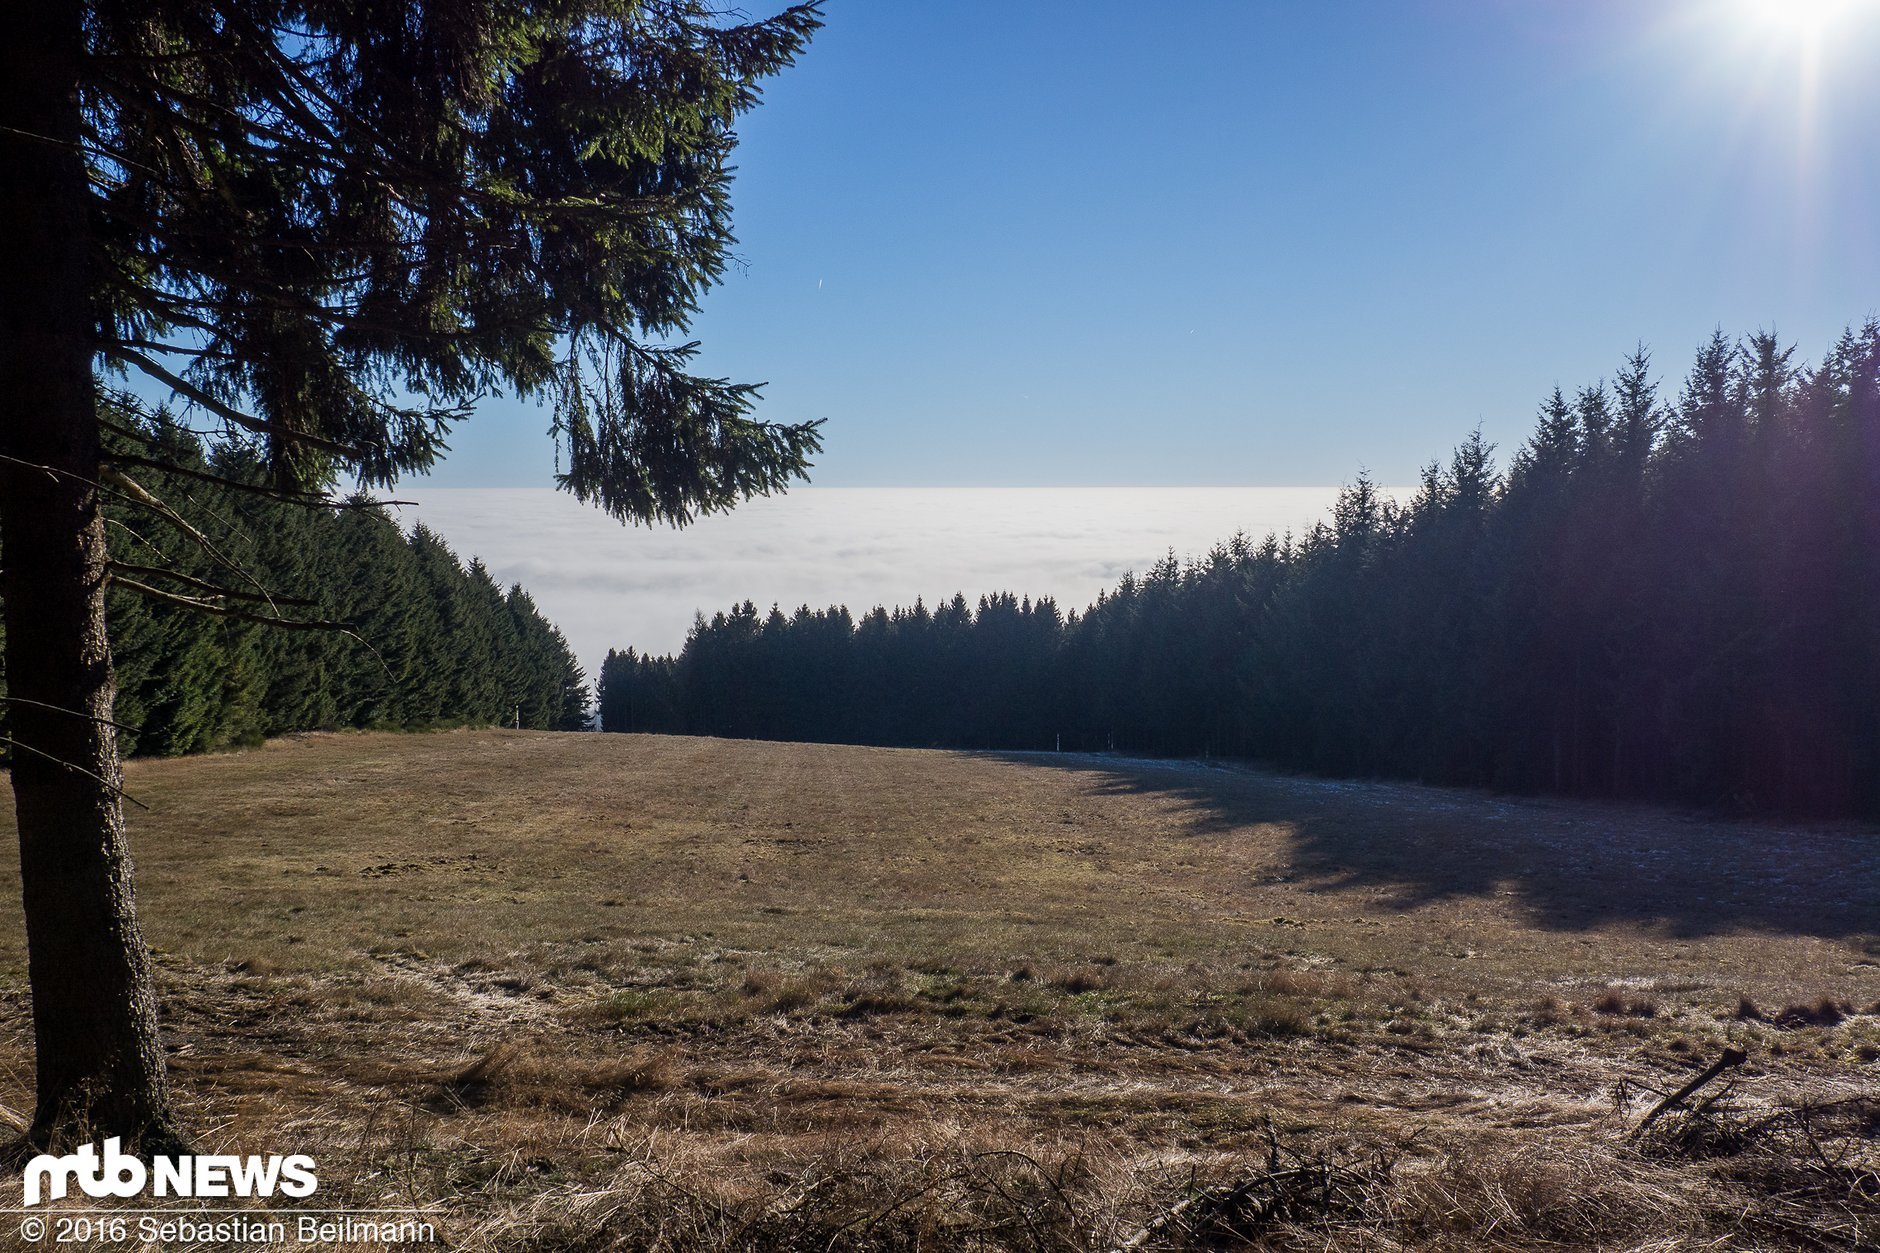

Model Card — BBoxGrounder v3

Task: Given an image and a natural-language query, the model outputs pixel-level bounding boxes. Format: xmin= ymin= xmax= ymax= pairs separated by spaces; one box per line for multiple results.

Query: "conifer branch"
xmin=101 ymin=344 xmax=367 ymax=458
xmin=103 ymin=451 xmax=415 ymax=509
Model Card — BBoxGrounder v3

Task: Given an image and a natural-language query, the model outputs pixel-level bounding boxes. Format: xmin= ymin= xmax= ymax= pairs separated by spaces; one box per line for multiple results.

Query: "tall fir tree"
xmin=0 ymin=0 xmax=822 ymax=1145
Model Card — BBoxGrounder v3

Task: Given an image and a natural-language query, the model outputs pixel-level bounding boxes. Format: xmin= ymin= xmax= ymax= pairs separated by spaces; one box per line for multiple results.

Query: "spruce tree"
xmin=0 ymin=0 xmax=822 ymax=1147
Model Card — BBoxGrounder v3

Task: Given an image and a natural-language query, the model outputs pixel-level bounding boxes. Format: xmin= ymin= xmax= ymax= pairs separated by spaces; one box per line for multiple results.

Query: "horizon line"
xmin=396 ymin=482 xmax=1409 ymax=492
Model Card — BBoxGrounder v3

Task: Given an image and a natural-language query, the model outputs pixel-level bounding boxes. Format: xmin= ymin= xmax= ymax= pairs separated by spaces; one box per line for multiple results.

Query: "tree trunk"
xmin=0 ymin=0 xmax=182 ymax=1150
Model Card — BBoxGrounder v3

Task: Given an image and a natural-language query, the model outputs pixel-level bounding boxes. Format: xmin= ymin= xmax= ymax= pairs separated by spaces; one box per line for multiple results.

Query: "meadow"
xmin=0 ymin=729 xmax=1875 ymax=1250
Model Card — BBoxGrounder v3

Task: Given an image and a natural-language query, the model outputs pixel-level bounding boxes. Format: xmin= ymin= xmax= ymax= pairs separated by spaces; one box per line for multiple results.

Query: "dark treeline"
xmin=1 ymin=409 xmax=589 ymax=758
xmin=601 ymin=327 xmax=1880 ymax=817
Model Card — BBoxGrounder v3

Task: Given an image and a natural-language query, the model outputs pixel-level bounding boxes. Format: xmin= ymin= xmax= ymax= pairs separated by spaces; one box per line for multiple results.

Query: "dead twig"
xmin=1632 ymin=1048 xmax=1750 ymax=1139
xmin=0 ymin=736 xmax=150 ymax=809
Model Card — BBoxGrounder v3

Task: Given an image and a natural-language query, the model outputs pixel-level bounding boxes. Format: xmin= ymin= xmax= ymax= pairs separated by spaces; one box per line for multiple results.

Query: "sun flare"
xmin=1738 ymin=0 xmax=1874 ymax=34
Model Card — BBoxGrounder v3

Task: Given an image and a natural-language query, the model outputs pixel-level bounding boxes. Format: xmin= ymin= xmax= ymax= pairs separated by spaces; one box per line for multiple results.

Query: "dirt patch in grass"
xmin=0 ymin=730 xmax=1876 ymax=1249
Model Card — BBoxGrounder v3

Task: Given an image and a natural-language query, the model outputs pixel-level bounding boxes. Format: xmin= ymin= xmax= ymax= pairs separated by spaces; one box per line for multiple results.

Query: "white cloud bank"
xmin=394 ymin=486 xmax=1377 ymax=676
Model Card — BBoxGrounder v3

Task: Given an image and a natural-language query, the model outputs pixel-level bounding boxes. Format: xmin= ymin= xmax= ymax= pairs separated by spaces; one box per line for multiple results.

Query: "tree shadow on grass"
xmin=988 ymin=751 xmax=1880 ymax=942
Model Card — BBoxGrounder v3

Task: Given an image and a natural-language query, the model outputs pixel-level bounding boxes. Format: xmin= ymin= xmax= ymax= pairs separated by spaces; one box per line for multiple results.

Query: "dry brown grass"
xmin=0 ymin=729 xmax=1875 ymax=1249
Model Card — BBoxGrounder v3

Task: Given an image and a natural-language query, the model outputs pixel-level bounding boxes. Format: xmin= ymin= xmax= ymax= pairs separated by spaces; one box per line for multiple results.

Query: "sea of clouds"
xmin=393 ymin=486 xmax=1374 ymax=676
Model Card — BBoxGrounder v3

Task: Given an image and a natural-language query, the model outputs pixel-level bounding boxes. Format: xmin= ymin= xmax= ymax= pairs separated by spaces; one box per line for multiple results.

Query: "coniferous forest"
xmin=600 ymin=328 xmax=1880 ymax=818
xmin=0 ymin=407 xmax=589 ymax=758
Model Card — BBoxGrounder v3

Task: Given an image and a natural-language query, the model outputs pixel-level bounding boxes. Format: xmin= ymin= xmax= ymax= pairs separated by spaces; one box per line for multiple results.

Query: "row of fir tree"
xmin=599 ymin=326 xmax=1880 ymax=818
xmin=1 ymin=409 xmax=589 ymax=758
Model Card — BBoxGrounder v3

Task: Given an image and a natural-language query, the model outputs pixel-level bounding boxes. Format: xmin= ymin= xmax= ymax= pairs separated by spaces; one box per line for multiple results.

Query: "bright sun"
xmin=1740 ymin=0 xmax=1874 ymax=34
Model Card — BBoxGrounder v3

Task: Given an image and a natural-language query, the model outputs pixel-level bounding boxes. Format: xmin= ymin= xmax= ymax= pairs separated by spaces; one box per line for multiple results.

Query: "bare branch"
xmin=0 ymin=737 xmax=150 ymax=811
xmin=0 ymin=452 xmax=287 ymax=616
xmin=108 ymin=561 xmax=318 ymax=607
xmin=106 ymin=450 xmax=327 ymax=504
xmin=110 ymin=574 xmax=356 ymax=633
xmin=98 ymin=466 xmax=276 ymax=607
xmin=104 ymin=517 xmax=174 ymax=563
xmin=0 ymin=696 xmax=141 ymax=736
xmin=0 ymin=452 xmax=65 ymax=487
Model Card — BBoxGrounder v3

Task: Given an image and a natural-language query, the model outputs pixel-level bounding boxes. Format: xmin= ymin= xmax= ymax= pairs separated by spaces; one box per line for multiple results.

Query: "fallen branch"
xmin=1632 ymin=1048 xmax=1749 ymax=1139
xmin=1116 ymin=1163 xmax=1376 ymax=1250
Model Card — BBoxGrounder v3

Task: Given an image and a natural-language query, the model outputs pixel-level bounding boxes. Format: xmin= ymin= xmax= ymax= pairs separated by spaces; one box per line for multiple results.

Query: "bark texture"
xmin=0 ymin=0 xmax=181 ymax=1150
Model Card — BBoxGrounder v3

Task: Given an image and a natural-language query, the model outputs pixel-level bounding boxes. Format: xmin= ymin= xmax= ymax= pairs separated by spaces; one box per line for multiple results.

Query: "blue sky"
xmin=423 ymin=0 xmax=1880 ymax=488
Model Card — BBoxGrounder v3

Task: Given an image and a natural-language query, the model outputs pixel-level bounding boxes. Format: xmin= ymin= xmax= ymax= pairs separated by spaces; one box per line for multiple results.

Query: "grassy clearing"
xmin=0 ymin=729 xmax=1876 ymax=1249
